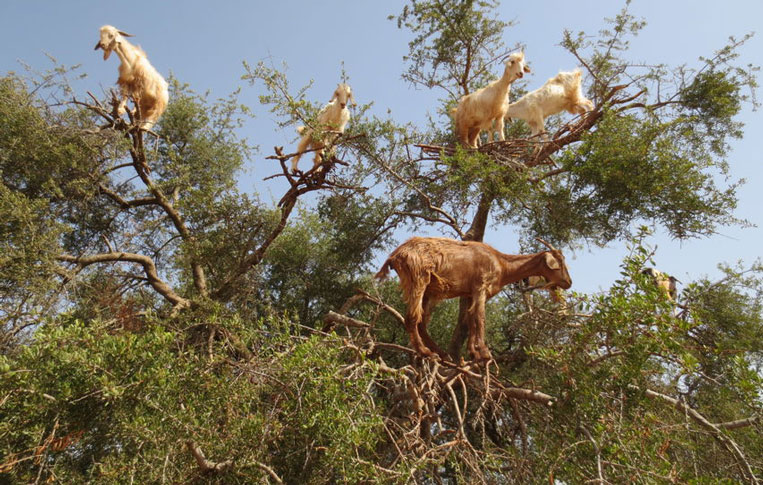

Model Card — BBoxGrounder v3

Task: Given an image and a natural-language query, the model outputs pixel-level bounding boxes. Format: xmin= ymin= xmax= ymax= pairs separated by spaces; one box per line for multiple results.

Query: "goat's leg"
xmin=312 ymin=143 xmax=325 ymax=171
xmin=464 ymin=296 xmax=480 ymax=360
xmin=404 ymin=282 xmax=437 ymax=358
xmin=291 ymin=136 xmax=311 ymax=172
xmin=469 ymin=290 xmax=492 ymax=361
xmin=417 ymin=297 xmax=449 ymax=360
xmin=468 ymin=127 xmax=481 ymax=148
xmin=448 ymin=298 xmax=471 ymax=361
xmin=495 ymin=116 xmax=505 ymax=142
xmin=117 ymin=96 xmax=129 ymax=117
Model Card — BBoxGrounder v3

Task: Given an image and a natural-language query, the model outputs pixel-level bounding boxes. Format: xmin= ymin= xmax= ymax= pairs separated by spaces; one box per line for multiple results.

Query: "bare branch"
xmin=185 ymin=441 xmax=233 ymax=475
xmin=57 ymin=252 xmax=190 ymax=311
xmin=323 ymin=311 xmax=372 ymax=329
xmin=714 ymin=416 xmax=761 ymax=431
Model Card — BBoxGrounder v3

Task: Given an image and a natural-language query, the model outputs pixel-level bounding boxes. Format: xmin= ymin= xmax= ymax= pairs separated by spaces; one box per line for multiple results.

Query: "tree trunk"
xmin=449 ymin=193 xmax=493 ymax=359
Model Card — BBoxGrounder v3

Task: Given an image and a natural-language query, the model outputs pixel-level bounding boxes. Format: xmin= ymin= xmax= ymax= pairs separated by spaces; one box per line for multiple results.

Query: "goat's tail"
xmin=375 ymin=259 xmax=393 ymax=282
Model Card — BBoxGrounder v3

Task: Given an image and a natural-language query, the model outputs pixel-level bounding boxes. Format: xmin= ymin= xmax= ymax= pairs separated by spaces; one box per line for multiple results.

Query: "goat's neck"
xmin=114 ymin=40 xmax=139 ymax=69
xmin=494 ymin=69 xmax=516 ymax=93
xmin=497 ymin=251 xmax=547 ymax=286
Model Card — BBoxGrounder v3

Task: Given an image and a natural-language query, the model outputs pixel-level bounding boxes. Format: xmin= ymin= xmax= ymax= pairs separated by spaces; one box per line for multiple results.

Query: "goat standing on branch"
xmin=376 ymin=237 xmax=572 ymax=361
xmin=94 ymin=25 xmax=169 ymax=129
xmin=454 ymin=52 xmax=530 ymax=148
xmin=505 ymin=68 xmax=594 ymax=137
xmin=291 ymin=83 xmax=354 ymax=173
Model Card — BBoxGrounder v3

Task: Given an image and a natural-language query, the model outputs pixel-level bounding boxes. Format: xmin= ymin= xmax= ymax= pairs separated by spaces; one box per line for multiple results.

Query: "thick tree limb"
xmin=58 ymin=252 xmax=190 ymax=311
xmin=128 ymin=128 xmax=209 ymax=298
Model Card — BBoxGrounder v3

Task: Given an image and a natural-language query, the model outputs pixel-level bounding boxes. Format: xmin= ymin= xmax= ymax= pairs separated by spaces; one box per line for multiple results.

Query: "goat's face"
xmin=504 ymin=52 xmax=531 ymax=81
xmin=571 ymin=98 xmax=595 ymax=115
xmin=94 ymin=25 xmax=132 ymax=61
xmin=541 ymin=250 xmax=572 ymax=290
xmin=330 ymin=83 xmax=354 ymax=109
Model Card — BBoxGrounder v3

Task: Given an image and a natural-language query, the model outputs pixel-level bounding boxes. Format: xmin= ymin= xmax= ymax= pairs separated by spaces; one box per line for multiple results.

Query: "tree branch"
xmin=57 ymin=252 xmax=190 ymax=312
xmin=185 ymin=441 xmax=233 ymax=475
xmin=633 ymin=385 xmax=759 ymax=484
xmin=98 ymin=183 xmax=158 ymax=209
xmin=714 ymin=416 xmax=761 ymax=431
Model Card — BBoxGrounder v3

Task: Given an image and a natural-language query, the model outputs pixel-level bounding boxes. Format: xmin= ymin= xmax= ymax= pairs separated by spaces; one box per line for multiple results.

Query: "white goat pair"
xmin=95 ymin=25 xmax=169 ymax=129
xmin=453 ymin=52 xmax=530 ymax=148
xmin=506 ymin=69 xmax=594 ymax=137
xmin=291 ymin=83 xmax=355 ymax=173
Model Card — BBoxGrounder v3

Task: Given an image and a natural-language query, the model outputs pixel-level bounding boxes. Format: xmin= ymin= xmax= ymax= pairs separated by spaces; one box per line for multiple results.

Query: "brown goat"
xmin=376 ymin=237 xmax=572 ymax=361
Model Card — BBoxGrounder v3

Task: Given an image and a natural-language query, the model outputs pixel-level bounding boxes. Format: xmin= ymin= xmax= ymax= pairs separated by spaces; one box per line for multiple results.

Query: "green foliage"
xmin=392 ymin=0 xmax=515 ymax=97
xmin=0 ymin=315 xmax=386 ymax=483
xmin=535 ymin=110 xmax=745 ymax=243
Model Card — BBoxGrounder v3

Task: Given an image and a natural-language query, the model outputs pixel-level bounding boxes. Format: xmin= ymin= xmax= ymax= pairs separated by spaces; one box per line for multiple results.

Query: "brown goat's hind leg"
xmin=448 ymin=299 xmax=471 ymax=361
xmin=404 ymin=284 xmax=436 ymax=358
xmin=469 ymin=291 xmax=493 ymax=362
xmin=463 ymin=297 xmax=481 ymax=361
xmin=405 ymin=315 xmax=436 ymax=358
xmin=418 ymin=297 xmax=449 ymax=360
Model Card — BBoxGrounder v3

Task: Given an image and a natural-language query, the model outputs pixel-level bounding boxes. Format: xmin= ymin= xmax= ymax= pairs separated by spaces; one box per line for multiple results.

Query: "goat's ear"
xmin=349 ymin=91 xmax=356 ymax=106
xmin=544 ymin=252 xmax=561 ymax=270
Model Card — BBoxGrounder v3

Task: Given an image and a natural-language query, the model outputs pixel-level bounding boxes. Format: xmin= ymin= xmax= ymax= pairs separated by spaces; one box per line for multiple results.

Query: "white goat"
xmin=94 ymin=25 xmax=169 ymax=129
xmin=291 ymin=83 xmax=354 ymax=173
xmin=505 ymin=69 xmax=594 ymax=137
xmin=454 ymin=52 xmax=530 ymax=148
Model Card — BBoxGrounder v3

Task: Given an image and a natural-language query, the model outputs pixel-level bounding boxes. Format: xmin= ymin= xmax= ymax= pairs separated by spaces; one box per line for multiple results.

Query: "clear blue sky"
xmin=1 ymin=1 xmax=761 ymax=295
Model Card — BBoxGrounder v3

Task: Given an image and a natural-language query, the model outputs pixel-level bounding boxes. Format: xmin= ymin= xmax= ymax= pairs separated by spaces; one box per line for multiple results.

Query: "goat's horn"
xmin=117 ymin=30 xmax=134 ymax=37
xmin=535 ymin=237 xmax=557 ymax=251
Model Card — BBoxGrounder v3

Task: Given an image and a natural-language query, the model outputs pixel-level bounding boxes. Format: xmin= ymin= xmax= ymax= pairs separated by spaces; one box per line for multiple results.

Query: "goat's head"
xmin=536 ymin=238 xmax=572 ymax=290
xmin=330 ymin=83 xmax=355 ymax=109
xmin=94 ymin=25 xmax=133 ymax=61
xmin=571 ymin=98 xmax=595 ymax=114
xmin=503 ymin=52 xmax=531 ymax=81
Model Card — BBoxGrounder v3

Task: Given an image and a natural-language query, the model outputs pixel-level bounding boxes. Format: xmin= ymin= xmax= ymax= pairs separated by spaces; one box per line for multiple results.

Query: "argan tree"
xmin=0 ymin=1 xmax=761 ymax=483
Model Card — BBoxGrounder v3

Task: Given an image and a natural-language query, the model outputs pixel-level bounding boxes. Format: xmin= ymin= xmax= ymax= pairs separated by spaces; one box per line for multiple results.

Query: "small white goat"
xmin=95 ymin=25 xmax=169 ymax=129
xmin=291 ymin=83 xmax=354 ymax=173
xmin=505 ymin=69 xmax=594 ymax=137
xmin=454 ymin=52 xmax=530 ymax=148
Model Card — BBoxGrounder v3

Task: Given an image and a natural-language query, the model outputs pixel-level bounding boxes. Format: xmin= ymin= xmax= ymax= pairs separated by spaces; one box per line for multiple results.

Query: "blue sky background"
xmin=1 ymin=1 xmax=761 ymax=295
